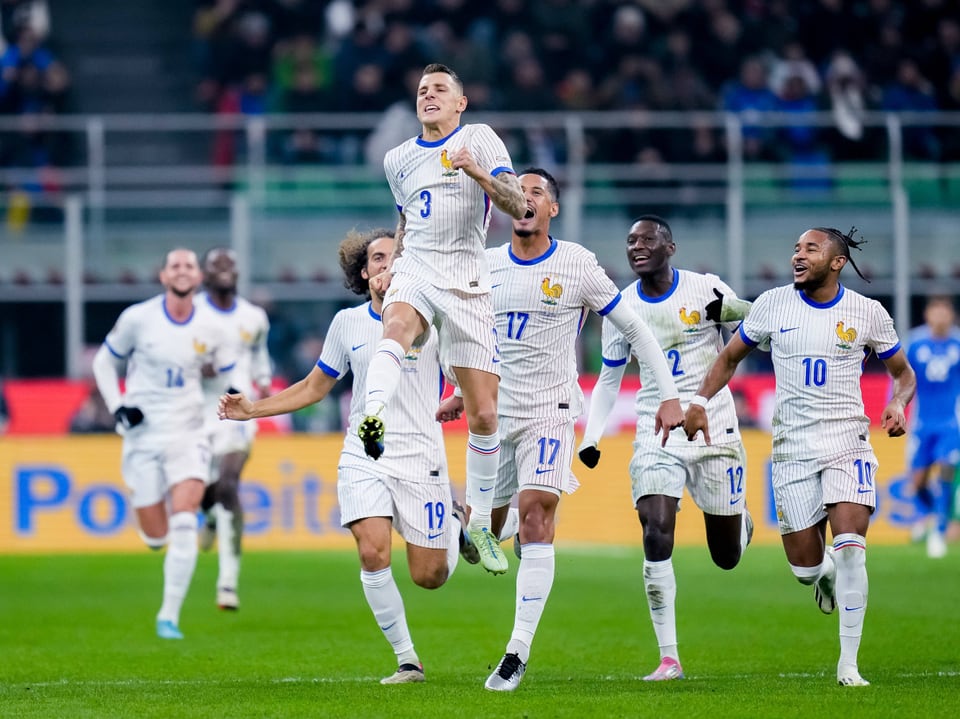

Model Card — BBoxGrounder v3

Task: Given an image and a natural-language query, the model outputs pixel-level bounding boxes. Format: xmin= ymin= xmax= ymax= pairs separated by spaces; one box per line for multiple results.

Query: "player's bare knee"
xmin=411 ymin=563 xmax=447 ymax=589
xmin=356 ymin=545 xmax=390 ymax=572
xmin=710 ymin=546 xmax=741 ymax=571
xmin=467 ymin=407 xmax=498 ymax=435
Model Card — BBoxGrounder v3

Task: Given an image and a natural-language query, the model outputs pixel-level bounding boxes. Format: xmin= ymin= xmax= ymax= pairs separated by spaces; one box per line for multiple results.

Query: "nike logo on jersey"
xmin=380 ymin=621 xmax=396 ymax=631
xmin=520 ymin=595 xmax=542 ymax=602
xmin=491 ymin=283 xmax=503 ymax=289
xmin=729 ymin=496 xmax=743 ymax=505
xmin=479 ymin=486 xmax=493 ymax=492
xmin=492 ymin=357 xmax=500 ymax=364
xmin=856 ymin=487 xmax=873 ymax=494
xmin=352 ymin=343 xmax=367 ymax=351
xmin=535 ymin=468 xmax=554 ymax=475
xmin=779 ymin=327 xmax=800 ymax=333
xmin=427 ymin=531 xmax=444 ymax=540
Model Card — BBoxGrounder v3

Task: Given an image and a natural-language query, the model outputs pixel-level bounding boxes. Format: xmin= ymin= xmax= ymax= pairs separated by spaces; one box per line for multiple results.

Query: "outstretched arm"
xmin=219 ymin=364 xmax=337 ymax=420
xmin=684 ymin=332 xmax=753 ymax=444
xmin=879 ymin=348 xmax=915 ymax=437
xmin=578 ymin=361 xmax=626 ymax=468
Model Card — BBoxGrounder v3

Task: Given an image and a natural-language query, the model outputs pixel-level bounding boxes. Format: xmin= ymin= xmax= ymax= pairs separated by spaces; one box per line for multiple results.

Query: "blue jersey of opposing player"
xmin=905 ymin=314 xmax=960 ymax=469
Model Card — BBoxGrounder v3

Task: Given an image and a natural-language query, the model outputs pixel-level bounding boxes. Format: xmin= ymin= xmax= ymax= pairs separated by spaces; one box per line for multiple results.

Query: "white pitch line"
xmin=12 ymin=670 xmax=960 ymax=689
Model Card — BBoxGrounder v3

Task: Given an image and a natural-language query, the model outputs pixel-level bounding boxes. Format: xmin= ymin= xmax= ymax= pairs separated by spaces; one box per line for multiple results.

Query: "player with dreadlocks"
xmin=683 ymin=227 xmax=916 ymax=687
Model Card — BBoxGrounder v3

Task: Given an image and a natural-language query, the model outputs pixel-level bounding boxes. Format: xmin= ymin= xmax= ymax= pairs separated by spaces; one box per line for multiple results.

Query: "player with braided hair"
xmin=684 ymin=227 xmax=916 ymax=687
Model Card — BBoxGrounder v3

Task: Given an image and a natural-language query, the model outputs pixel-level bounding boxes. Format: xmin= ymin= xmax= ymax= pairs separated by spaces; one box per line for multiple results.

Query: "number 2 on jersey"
xmin=666 ymin=348 xmax=684 ymax=376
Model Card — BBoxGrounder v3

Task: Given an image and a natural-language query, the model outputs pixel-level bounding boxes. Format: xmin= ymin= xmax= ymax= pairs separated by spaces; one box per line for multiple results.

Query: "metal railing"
xmin=1 ymin=110 xmax=959 ymax=376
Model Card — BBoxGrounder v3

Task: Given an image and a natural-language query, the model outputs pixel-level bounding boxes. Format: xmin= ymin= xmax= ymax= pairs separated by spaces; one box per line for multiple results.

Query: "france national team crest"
xmin=192 ymin=338 xmax=209 ymax=355
xmin=440 ymin=149 xmax=459 ymax=180
xmin=403 ymin=345 xmax=422 ymax=373
xmin=678 ymin=306 xmax=701 ymax=332
xmin=540 ymin=277 xmax=562 ymax=305
xmin=835 ymin=321 xmax=857 ymax=350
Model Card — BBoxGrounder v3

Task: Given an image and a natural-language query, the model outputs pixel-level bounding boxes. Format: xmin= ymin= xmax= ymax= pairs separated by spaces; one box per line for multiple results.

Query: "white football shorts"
xmin=629 ymin=433 xmax=747 ymax=516
xmin=489 ymin=414 xmax=579 ymax=508
xmin=771 ymin=447 xmax=879 ymax=534
xmin=338 ymin=464 xmax=454 ymax=550
xmin=384 ymin=270 xmax=500 ymax=376
xmin=121 ymin=430 xmax=212 ymax=508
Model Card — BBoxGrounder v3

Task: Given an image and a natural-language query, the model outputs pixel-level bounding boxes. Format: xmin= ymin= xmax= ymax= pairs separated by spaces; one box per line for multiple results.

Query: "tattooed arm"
xmin=449 ymin=147 xmax=526 ymax=220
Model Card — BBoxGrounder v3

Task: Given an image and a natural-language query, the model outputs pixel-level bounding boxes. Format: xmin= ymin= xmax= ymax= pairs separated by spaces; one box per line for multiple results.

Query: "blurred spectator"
xmin=720 ymin=56 xmax=778 ymax=161
xmin=69 ymin=385 xmax=115 ymax=433
xmin=694 ymin=9 xmax=748 ymax=91
xmin=797 ymin=0 xmax=853 ymax=66
xmin=364 ymin=66 xmax=420 ymax=168
xmin=273 ymin=32 xmax=333 ymax=107
xmin=882 ymin=58 xmax=941 ymax=160
xmin=0 ymin=0 xmax=48 ymax=49
xmin=824 ymin=51 xmax=875 ymax=161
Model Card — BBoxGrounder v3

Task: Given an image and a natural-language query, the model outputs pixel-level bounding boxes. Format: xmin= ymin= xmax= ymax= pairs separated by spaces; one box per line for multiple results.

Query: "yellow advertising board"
xmin=0 ymin=431 xmax=919 ymax=554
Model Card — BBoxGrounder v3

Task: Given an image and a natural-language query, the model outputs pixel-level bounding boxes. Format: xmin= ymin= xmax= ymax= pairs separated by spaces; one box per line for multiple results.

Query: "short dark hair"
xmin=201 ymin=246 xmax=235 ymax=268
xmin=813 ymin=226 xmax=868 ymax=281
xmin=632 ymin=214 xmax=673 ymax=242
xmin=518 ymin=167 xmax=560 ymax=203
xmin=422 ymin=63 xmax=462 ymax=93
xmin=338 ymin=228 xmax=395 ymax=297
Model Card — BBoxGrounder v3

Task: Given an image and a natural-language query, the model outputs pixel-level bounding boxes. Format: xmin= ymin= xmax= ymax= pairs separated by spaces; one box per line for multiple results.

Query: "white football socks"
xmin=466 ymin=431 xmax=500 ymax=530
xmin=157 ymin=511 xmax=198 ymax=625
xmin=643 ymin=557 xmax=679 ymax=662
xmin=216 ymin=505 xmax=242 ymax=592
xmin=363 ymin=339 xmax=405 ymax=417
xmin=506 ymin=543 xmax=555 ymax=664
xmin=361 ymin=567 xmax=418 ymax=667
xmin=833 ymin=533 xmax=868 ymax=669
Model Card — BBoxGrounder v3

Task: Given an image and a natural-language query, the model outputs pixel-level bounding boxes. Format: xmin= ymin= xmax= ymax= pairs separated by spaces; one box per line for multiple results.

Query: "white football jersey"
xmin=739 ymin=283 xmax=901 ymax=461
xmin=317 ymin=302 xmax=447 ymax=482
xmin=197 ymin=293 xmax=272 ymax=431
xmin=102 ymin=295 xmax=235 ymax=439
xmin=384 ymin=123 xmax=514 ymax=293
xmin=488 ymin=238 xmax=622 ymax=419
xmin=602 ymin=268 xmax=742 ymax=447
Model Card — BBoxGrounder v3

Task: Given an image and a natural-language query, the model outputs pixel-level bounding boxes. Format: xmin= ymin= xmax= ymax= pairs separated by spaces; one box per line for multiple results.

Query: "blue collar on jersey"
xmin=636 ymin=267 xmax=679 ymax=303
xmin=162 ymin=297 xmax=195 ymax=325
xmin=204 ymin=293 xmax=237 ymax=314
xmin=508 ymin=236 xmax=558 ymax=265
xmin=415 ymin=126 xmax=463 ymax=148
xmin=799 ymin=284 xmax=845 ymax=309
xmin=367 ymin=303 xmax=382 ymax=322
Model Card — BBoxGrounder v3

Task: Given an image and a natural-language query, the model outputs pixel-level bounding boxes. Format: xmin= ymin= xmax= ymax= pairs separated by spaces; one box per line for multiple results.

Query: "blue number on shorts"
xmin=424 ymin=501 xmax=445 ymax=530
xmin=802 ymin=357 xmax=827 ymax=386
xmin=506 ymin=311 xmax=530 ymax=340
xmin=853 ymin=458 xmax=874 ymax=489
xmin=419 ymin=190 xmax=432 ymax=218
xmin=166 ymin=367 xmax=184 ymax=387
xmin=666 ymin=348 xmax=684 ymax=377
xmin=537 ymin=437 xmax=561 ymax=466
xmin=726 ymin=465 xmax=744 ymax=497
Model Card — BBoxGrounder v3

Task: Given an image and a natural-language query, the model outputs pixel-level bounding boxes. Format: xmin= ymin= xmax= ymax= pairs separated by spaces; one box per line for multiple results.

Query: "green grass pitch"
xmin=2 ymin=544 xmax=959 ymax=718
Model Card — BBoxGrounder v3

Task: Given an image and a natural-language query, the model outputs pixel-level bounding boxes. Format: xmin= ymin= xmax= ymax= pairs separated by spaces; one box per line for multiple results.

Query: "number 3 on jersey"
xmin=419 ymin=190 xmax=432 ymax=218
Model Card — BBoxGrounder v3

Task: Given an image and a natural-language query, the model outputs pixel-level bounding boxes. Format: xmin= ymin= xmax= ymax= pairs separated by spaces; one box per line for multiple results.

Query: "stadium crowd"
xmin=191 ymin=0 xmax=960 ymax=164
